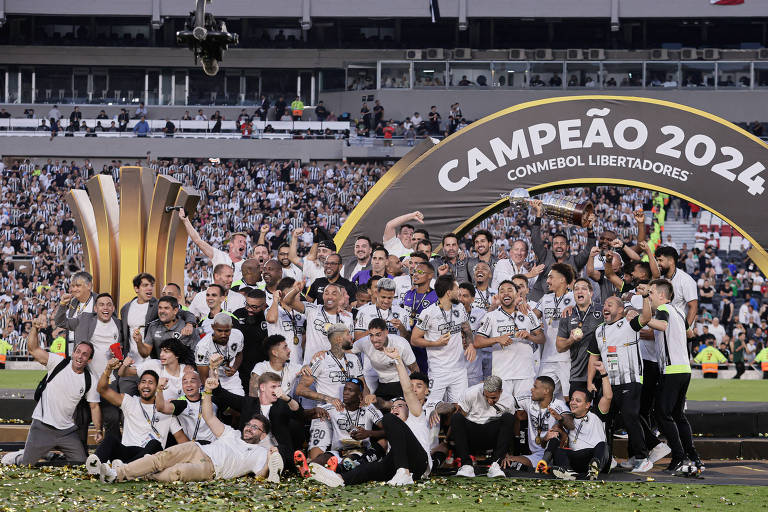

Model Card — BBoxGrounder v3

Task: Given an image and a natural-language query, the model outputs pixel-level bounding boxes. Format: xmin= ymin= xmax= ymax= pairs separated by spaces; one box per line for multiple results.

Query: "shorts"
xmin=538 ymin=361 xmax=571 ymax=398
xmin=375 ymin=381 xmax=404 ymax=401
xmin=429 ymin=371 xmax=468 ymax=404
xmin=502 ymin=377 xmax=535 ymax=397
xmin=524 ymin=449 xmax=545 ymax=467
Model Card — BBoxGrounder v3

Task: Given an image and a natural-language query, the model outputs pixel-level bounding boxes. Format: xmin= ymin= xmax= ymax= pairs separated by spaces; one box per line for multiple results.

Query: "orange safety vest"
xmin=0 ymin=353 xmax=6 ymax=364
xmin=762 ymin=362 xmax=768 ymax=372
xmin=701 ymin=362 xmax=718 ymax=374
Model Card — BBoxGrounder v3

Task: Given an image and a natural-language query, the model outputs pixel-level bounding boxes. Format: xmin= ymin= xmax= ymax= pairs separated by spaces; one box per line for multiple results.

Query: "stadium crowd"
xmin=1 ymin=156 xmax=767 ymax=486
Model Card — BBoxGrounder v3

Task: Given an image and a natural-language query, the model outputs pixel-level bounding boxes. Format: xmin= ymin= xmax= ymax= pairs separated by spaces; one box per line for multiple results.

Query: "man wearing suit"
xmin=54 ymin=271 xmax=97 ymax=357
xmin=53 ymin=292 xmax=122 ymax=439
xmin=119 ymin=273 xmax=196 ymax=395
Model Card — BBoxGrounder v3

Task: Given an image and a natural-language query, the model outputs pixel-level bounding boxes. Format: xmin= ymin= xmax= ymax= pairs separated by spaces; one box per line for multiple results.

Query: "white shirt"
xmin=415 ymin=303 xmax=469 ymax=377
xmin=458 ymin=383 xmax=516 ymax=424
xmin=200 ymin=425 xmax=268 ymax=479
xmin=471 ymin=287 xmax=496 ymax=310
xmin=383 ymin=236 xmax=410 ymax=259
xmin=309 ymin=404 xmax=383 ymax=452
xmin=89 ymin=319 xmax=120 ymax=377
xmin=32 ymin=353 xmax=100 ymax=430
xmin=393 ymin=275 xmax=413 ymax=303
xmin=568 ymin=410 xmax=607 ymax=451
xmin=301 ymin=257 xmax=325 ymax=288
xmin=189 ymin=289 xmax=246 ymax=318
xmin=476 ymin=307 xmax=542 ymax=380
xmin=352 ymin=334 xmax=416 ymax=383
xmin=354 ymin=303 xmax=409 ymax=336
xmin=709 ymin=323 xmax=726 ymax=344
xmin=302 ymin=303 xmax=354 ymax=365
xmin=251 ymin=360 xmax=302 ymax=395
xmin=195 ymin=331 xmax=245 ymax=395
xmin=120 ymin=394 xmax=173 ymax=448
xmin=309 ymin=351 xmax=363 ymax=399
xmin=126 ymin=299 xmax=150 ymax=362
xmin=211 ymin=247 xmax=244 ymax=284
xmin=266 ymin=306 xmax=306 ymax=365
xmin=135 ymin=359 xmax=188 ymax=400
xmin=170 ymin=397 xmax=217 ymax=443
xmin=669 ymin=269 xmax=698 ymax=320
xmin=491 ymin=259 xmax=528 ymax=291
xmin=513 ymin=395 xmax=570 ymax=454
xmin=406 ymin=405 xmax=433 ymax=475
xmin=281 ymin=263 xmax=303 ymax=282
xmin=535 ymin=291 xmax=575 ymax=364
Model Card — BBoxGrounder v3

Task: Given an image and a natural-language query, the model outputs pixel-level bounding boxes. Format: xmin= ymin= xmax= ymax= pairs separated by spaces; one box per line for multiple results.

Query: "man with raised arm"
xmin=382 ymin=211 xmax=424 ymax=259
xmin=178 ymin=209 xmax=248 ymax=282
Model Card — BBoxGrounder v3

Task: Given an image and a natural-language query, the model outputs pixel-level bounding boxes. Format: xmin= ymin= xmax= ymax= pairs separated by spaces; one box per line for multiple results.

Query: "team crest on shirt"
xmin=617 ymin=320 xmax=624 ymax=328
xmin=470 ymin=316 xmax=477 ymax=324
xmin=564 ymin=298 xmax=571 ymax=305
xmin=231 ymin=343 xmax=239 ymax=351
xmin=517 ymin=314 xmax=526 ymax=322
xmin=173 ymin=332 xmax=181 ymax=339
xmin=593 ymin=312 xmax=602 ymax=319
xmin=393 ymin=313 xmax=400 ymax=319
xmin=79 ymin=387 xmax=84 ymax=394
xmin=453 ymin=310 xmax=460 ymax=317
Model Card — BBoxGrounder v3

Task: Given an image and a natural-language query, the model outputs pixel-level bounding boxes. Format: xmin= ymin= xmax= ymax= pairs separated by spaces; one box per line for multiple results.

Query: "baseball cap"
xmin=318 ymin=240 xmax=336 ymax=251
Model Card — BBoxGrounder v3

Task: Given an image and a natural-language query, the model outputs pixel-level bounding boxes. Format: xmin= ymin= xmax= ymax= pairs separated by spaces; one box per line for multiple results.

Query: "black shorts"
xmin=374 ymin=381 xmax=404 ymax=401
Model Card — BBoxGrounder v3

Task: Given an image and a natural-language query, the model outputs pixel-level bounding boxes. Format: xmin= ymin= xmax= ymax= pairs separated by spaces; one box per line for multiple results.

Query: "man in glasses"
xmin=308 ymin=253 xmax=358 ymax=306
xmin=295 ymin=377 xmax=385 ymax=475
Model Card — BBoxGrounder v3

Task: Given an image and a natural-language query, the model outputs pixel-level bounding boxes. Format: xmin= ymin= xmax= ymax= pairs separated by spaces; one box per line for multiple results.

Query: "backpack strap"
xmin=47 ymin=357 xmax=71 ymax=385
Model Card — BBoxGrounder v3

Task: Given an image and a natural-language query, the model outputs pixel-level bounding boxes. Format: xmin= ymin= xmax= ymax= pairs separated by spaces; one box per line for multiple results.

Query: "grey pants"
xmin=21 ymin=420 xmax=87 ymax=465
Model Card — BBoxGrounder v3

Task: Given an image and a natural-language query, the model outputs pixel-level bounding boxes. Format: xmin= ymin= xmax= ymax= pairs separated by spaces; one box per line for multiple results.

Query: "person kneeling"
xmin=549 ymin=360 xmax=613 ymax=481
xmin=95 ymin=376 xmax=283 ymax=483
xmin=450 ymin=375 xmax=516 ymax=478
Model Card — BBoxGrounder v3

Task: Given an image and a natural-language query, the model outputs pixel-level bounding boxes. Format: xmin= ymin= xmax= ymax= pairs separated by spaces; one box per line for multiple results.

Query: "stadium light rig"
xmin=176 ymin=0 xmax=238 ymax=76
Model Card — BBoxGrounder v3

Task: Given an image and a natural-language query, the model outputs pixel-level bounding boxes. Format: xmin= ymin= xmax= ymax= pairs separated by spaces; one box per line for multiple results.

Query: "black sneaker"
xmin=587 ymin=459 xmax=600 ymax=481
xmin=666 ymin=459 xmax=686 ymax=475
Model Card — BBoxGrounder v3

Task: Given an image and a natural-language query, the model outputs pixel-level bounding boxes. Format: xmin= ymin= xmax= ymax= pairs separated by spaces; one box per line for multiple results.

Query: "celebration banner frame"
xmin=335 ymin=96 xmax=768 ymax=275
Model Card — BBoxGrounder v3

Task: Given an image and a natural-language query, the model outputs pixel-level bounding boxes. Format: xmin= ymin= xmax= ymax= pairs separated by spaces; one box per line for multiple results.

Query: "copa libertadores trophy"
xmin=508 ymin=188 xmax=594 ymax=228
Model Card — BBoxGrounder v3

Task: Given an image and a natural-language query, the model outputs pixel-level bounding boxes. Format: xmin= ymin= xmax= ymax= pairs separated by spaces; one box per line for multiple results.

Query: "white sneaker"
xmin=110 ymin=459 xmax=124 ymax=472
xmin=456 ymin=464 xmax=475 ymax=477
xmin=266 ymin=451 xmax=284 ymax=483
xmin=552 ymin=466 xmax=578 ymax=480
xmin=85 ymin=453 xmax=101 ymax=475
xmin=308 ymin=462 xmax=344 ymax=487
xmin=648 ymin=443 xmax=671 ymax=464
xmin=486 ymin=461 xmax=505 ymax=478
xmin=387 ymin=467 xmax=414 ymax=486
xmin=1 ymin=450 xmax=24 ymax=466
xmin=630 ymin=458 xmax=653 ymax=473
xmin=99 ymin=461 xmax=117 ymax=483
xmin=620 ymin=456 xmax=636 ymax=469
xmin=610 ymin=457 xmax=618 ymax=471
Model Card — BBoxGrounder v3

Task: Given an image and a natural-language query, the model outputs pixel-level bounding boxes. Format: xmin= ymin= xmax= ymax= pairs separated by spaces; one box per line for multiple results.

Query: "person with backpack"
xmin=18 ymin=316 xmax=101 ymax=465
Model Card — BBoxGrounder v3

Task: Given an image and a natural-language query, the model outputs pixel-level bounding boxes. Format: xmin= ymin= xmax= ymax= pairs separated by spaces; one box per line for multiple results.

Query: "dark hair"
xmin=435 ymin=275 xmax=456 ymax=298
xmin=459 ymin=282 xmax=476 ymax=297
xmin=536 ymin=375 xmax=556 ymax=392
xmin=164 ymin=282 xmax=182 ymax=294
xmin=266 ymin=334 xmax=287 ymax=353
xmin=409 ymin=371 xmax=429 ymax=387
xmin=413 ymin=228 xmax=430 ymax=239
xmin=247 ymin=289 xmax=267 ymax=300
xmin=372 ymin=247 xmax=389 ymax=258
xmin=140 ymin=370 xmax=160 ymax=384
xmin=276 ymin=277 xmax=296 ymax=292
xmin=207 ymin=283 xmax=226 ymax=296
xmin=74 ymin=340 xmax=95 ymax=360
xmin=570 ymin=387 xmax=592 ymax=403
xmin=650 ymin=278 xmax=674 ymax=301
xmin=654 ymin=245 xmax=680 ymax=264
xmin=213 ymin=263 xmax=233 ymax=276
xmin=158 ymin=339 xmax=189 ymax=362
xmin=473 ymin=229 xmax=493 ymax=244
xmin=497 ymin=279 xmax=516 ymax=291
xmin=573 ymin=277 xmax=593 ymax=291
xmin=247 ymin=413 xmax=271 ymax=435
xmin=552 ymin=231 xmax=569 ymax=244
xmin=409 ymin=251 xmax=429 ymax=263
xmin=95 ymin=292 xmax=114 ymax=304
xmin=634 ymin=261 xmax=652 ymax=280
xmin=355 ymin=235 xmax=372 ymax=246
xmin=442 ymin=233 xmax=459 ymax=244
xmin=550 ymin=263 xmax=575 ymax=284
xmin=367 ymin=317 xmax=388 ymax=332
xmin=511 ymin=274 xmax=529 ymax=284
xmin=133 ymin=272 xmax=156 ymax=288
xmin=158 ymin=295 xmax=179 ymax=309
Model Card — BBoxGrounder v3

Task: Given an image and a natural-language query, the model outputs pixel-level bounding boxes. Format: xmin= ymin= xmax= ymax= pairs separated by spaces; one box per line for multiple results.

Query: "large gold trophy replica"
xmin=508 ymin=188 xmax=594 ymax=228
xmin=66 ymin=166 xmax=200 ymax=308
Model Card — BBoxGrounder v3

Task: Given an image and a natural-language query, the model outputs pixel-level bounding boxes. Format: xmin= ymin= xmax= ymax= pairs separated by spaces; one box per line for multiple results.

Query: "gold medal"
xmin=324 ymin=322 xmax=333 ymax=333
xmin=293 ymin=336 xmax=300 ymax=345
xmin=572 ymin=327 xmax=583 ymax=338
xmin=535 ymin=434 xmax=542 ymax=446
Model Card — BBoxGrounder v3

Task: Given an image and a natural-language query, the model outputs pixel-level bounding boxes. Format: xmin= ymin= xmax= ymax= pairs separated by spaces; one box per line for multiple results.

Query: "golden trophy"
xmin=508 ymin=188 xmax=594 ymax=228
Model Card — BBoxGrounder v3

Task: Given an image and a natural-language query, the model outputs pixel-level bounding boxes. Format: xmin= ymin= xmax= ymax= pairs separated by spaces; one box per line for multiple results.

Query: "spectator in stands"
xmin=280 ymin=109 xmax=293 ymax=122
xmin=163 ymin=119 xmax=176 ymax=138
xmin=195 ymin=109 xmax=207 ymax=121
xmin=373 ymin=100 xmax=384 ymax=128
xmin=96 ymin=110 xmax=109 ymax=120
xmin=315 ymin=101 xmax=328 ymax=122
xmin=117 ymin=109 xmax=129 ymax=132
xmin=530 ymin=75 xmax=545 ymax=87
xmin=134 ymin=102 xmax=147 ymax=119
xmin=291 ymin=97 xmax=305 ymax=120
xmin=133 ymin=116 xmax=150 ymax=137
xmin=240 ymin=119 xmax=253 ymax=139
xmin=585 ymin=77 xmax=596 ymax=88
xmin=23 ymin=108 xmax=35 ymax=119
xmin=181 ymin=110 xmax=192 ymax=120
xmin=427 ymin=106 xmax=441 ymax=135
xmin=0 ymin=108 xmax=10 ymax=119
xmin=549 ymin=74 xmax=562 ymax=87
xmin=47 ymin=105 xmax=62 ymax=120
xmin=69 ymin=106 xmax=82 ymax=126
xmin=361 ymin=102 xmax=372 ymax=130
xmin=274 ymin=96 xmax=287 ymax=120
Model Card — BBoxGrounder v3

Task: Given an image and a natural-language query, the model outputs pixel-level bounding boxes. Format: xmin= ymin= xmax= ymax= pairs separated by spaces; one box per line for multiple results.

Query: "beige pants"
xmin=118 ymin=442 xmax=216 ymax=482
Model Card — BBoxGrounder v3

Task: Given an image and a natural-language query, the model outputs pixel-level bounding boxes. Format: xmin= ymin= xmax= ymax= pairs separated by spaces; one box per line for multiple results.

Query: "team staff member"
xmin=401 ymin=256 xmax=438 ymax=373
xmin=178 ymin=209 xmax=248 ymax=283
xmin=557 ymin=278 xmax=603 ymax=397
xmin=188 ymin=264 xmax=246 ymax=317
xmin=54 ymin=271 xmax=96 ymax=356
xmin=637 ymin=279 xmax=703 ymax=475
xmin=308 ymin=253 xmax=358 ymax=305
xmin=140 ymin=296 xmax=199 ymax=359
xmin=654 ymin=246 xmax=698 ymax=335
xmin=586 ymin=296 xmax=652 ymax=473
xmin=155 ymin=370 xmax=219 ymax=444
xmin=693 ymin=338 xmax=728 ymax=378
xmin=232 ymin=289 xmax=268 ymax=390
xmin=550 ymin=360 xmax=613 ymax=481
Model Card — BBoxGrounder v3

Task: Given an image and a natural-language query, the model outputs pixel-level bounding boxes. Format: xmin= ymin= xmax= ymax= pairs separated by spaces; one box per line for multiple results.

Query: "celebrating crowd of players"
xmin=2 ymin=181 xmax=705 ymax=486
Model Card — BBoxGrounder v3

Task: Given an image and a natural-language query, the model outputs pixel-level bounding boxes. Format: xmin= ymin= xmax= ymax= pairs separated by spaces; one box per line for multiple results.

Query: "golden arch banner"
xmin=335 ymin=96 xmax=768 ymax=274
xmin=66 ymin=166 xmax=200 ymax=307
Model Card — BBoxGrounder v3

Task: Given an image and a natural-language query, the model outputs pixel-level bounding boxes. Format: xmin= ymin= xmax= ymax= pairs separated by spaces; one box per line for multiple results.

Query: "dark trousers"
xmin=269 ymin=405 xmax=305 ymax=472
xmin=412 ymin=346 xmax=428 ymax=374
xmin=94 ymin=432 xmax=163 ymax=463
xmin=733 ymin=362 xmax=745 ymax=379
xmin=655 ymin=373 xmax=698 ymax=461
xmin=639 ymin=360 xmax=661 ymax=451
xmin=703 ymin=373 xmax=717 ymax=379
xmin=551 ymin=441 xmax=610 ymax=473
xmin=610 ymin=382 xmax=647 ymax=459
xmin=22 ymin=420 xmax=87 ymax=465
xmin=449 ymin=412 xmax=515 ymax=464
xmin=342 ymin=413 xmax=428 ymax=485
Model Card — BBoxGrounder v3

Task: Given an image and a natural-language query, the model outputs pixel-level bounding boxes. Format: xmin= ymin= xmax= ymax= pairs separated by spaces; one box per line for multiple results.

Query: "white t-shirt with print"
xmin=32 ymin=353 xmax=100 ymax=430
xmin=200 ymin=425 xmax=268 ymax=479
